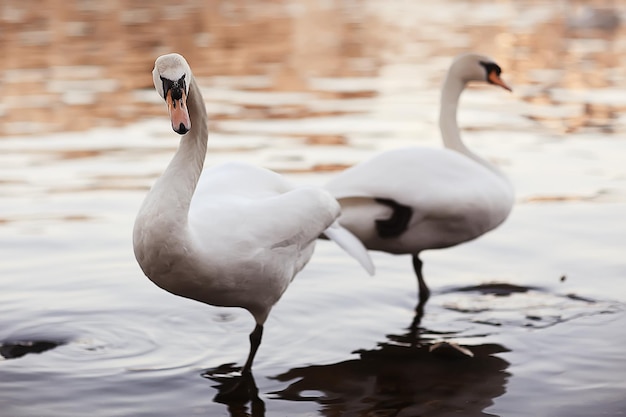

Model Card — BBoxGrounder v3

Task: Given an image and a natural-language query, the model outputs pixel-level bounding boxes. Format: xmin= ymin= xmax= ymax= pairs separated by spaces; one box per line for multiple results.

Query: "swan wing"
xmin=326 ymin=147 xmax=513 ymax=211
xmin=189 ymin=162 xmax=339 ymax=273
xmin=194 ymin=161 xmax=295 ymax=200
xmin=192 ymin=162 xmax=336 ymax=245
xmin=323 ymin=221 xmax=375 ymax=275
xmin=191 ymin=162 xmax=374 ymax=276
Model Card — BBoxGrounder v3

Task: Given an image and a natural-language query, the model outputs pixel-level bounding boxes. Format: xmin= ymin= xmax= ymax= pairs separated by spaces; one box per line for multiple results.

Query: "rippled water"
xmin=2 ymin=1 xmax=626 ymax=416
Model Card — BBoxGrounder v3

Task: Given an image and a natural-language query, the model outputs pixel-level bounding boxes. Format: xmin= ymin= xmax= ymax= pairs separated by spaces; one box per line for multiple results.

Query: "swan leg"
xmin=241 ymin=324 xmax=263 ymax=375
xmin=412 ymin=254 xmax=430 ymax=303
xmin=408 ymin=294 xmax=427 ymax=346
xmin=408 ymin=255 xmax=429 ymax=343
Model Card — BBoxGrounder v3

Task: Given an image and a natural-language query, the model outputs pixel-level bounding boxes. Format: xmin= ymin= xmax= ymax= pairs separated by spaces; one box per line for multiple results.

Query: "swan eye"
xmin=159 ymin=74 xmax=187 ymax=100
xmin=479 ymin=61 xmax=502 ymax=78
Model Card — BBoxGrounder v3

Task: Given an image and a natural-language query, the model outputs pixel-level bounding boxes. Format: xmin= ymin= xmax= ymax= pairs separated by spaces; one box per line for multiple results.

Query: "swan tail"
xmin=323 ymin=221 xmax=375 ymax=276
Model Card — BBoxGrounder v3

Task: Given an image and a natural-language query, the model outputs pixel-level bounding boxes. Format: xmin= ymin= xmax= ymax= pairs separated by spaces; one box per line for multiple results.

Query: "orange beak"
xmin=165 ymin=89 xmax=191 ymax=134
xmin=488 ymin=71 xmax=512 ymax=92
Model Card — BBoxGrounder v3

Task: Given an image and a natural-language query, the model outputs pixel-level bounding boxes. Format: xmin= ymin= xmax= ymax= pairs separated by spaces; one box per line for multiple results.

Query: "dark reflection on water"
xmin=267 ymin=294 xmax=511 ymax=417
xmin=449 ymin=283 xmax=539 ymax=296
xmin=204 ymin=364 xmax=267 ymax=417
xmin=200 ymin=279 xmax=624 ymax=416
xmin=0 ymin=340 xmax=64 ymax=360
xmin=272 ymin=326 xmax=509 ymax=417
xmin=203 ymin=314 xmax=510 ymax=417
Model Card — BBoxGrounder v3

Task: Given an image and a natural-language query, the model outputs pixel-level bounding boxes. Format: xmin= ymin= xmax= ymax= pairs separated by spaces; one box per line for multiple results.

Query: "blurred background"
xmin=0 ymin=0 xmax=623 ymax=137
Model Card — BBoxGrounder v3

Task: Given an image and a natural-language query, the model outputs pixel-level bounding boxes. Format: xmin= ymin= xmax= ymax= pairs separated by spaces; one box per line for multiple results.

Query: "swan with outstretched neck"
xmin=325 ymin=53 xmax=514 ymax=305
xmin=133 ymin=53 xmax=374 ymax=376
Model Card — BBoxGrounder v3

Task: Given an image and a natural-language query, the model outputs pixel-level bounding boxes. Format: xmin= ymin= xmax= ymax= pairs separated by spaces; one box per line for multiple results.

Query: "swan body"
xmin=326 ymin=53 xmax=515 ymax=301
xmin=133 ymin=53 xmax=373 ymax=373
xmin=327 ymin=147 xmax=512 ymax=254
xmin=137 ymin=160 xmax=341 ymax=322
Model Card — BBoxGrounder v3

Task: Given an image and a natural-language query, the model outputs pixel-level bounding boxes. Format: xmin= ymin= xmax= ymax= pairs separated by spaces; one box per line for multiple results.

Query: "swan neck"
xmin=439 ymin=75 xmax=466 ymax=153
xmin=439 ymin=73 xmax=504 ymax=177
xmin=143 ymin=76 xmax=208 ymax=224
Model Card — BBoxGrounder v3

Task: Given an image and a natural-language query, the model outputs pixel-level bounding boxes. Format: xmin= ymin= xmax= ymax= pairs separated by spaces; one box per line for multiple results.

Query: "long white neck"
xmin=438 ymin=74 xmax=504 ymax=178
xmin=139 ymin=76 xmax=208 ymax=230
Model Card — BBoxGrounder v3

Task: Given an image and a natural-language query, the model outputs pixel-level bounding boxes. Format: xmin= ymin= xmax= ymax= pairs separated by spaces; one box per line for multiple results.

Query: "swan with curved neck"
xmin=133 ymin=53 xmax=374 ymax=375
xmin=325 ymin=53 xmax=514 ymax=304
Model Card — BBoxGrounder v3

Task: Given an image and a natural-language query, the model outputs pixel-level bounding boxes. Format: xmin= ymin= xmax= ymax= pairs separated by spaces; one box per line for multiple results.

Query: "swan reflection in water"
xmin=203 ymin=364 xmax=266 ymax=417
xmin=272 ymin=342 xmax=509 ymax=417
xmin=205 ymin=305 xmax=510 ymax=417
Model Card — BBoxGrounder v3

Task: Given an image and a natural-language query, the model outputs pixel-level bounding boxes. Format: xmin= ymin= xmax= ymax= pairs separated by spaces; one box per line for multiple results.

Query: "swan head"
xmin=153 ymin=53 xmax=193 ymax=135
xmin=451 ymin=53 xmax=512 ymax=92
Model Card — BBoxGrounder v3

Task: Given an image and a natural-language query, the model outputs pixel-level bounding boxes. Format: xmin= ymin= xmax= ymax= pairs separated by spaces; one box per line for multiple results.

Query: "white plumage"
xmin=133 ymin=53 xmax=373 ymax=375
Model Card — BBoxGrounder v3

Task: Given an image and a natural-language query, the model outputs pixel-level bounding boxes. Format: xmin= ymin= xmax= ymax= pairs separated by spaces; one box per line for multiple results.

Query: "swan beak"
xmin=488 ymin=71 xmax=512 ymax=92
xmin=165 ymin=89 xmax=191 ymax=134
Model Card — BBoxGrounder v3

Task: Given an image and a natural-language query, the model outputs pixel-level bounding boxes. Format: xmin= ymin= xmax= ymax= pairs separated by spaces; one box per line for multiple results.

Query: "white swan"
xmin=133 ymin=53 xmax=374 ymax=375
xmin=325 ymin=53 xmax=514 ymax=303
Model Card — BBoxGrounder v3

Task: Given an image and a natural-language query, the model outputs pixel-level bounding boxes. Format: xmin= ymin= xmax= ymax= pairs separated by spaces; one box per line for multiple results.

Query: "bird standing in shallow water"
xmin=133 ymin=53 xmax=374 ymax=376
xmin=325 ymin=53 xmax=514 ymax=307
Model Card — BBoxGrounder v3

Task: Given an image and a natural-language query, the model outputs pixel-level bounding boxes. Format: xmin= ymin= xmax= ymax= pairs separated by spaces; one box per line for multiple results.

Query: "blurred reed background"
xmin=0 ymin=0 xmax=384 ymax=135
xmin=0 ymin=0 xmax=623 ymax=137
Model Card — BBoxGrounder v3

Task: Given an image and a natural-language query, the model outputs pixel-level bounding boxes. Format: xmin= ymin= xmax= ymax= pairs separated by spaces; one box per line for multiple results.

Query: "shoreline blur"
xmin=1 ymin=0 xmax=624 ymax=136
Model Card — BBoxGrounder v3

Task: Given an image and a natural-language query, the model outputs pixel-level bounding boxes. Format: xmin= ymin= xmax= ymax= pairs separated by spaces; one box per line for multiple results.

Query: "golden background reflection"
xmin=0 ymin=0 xmax=624 ymax=135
